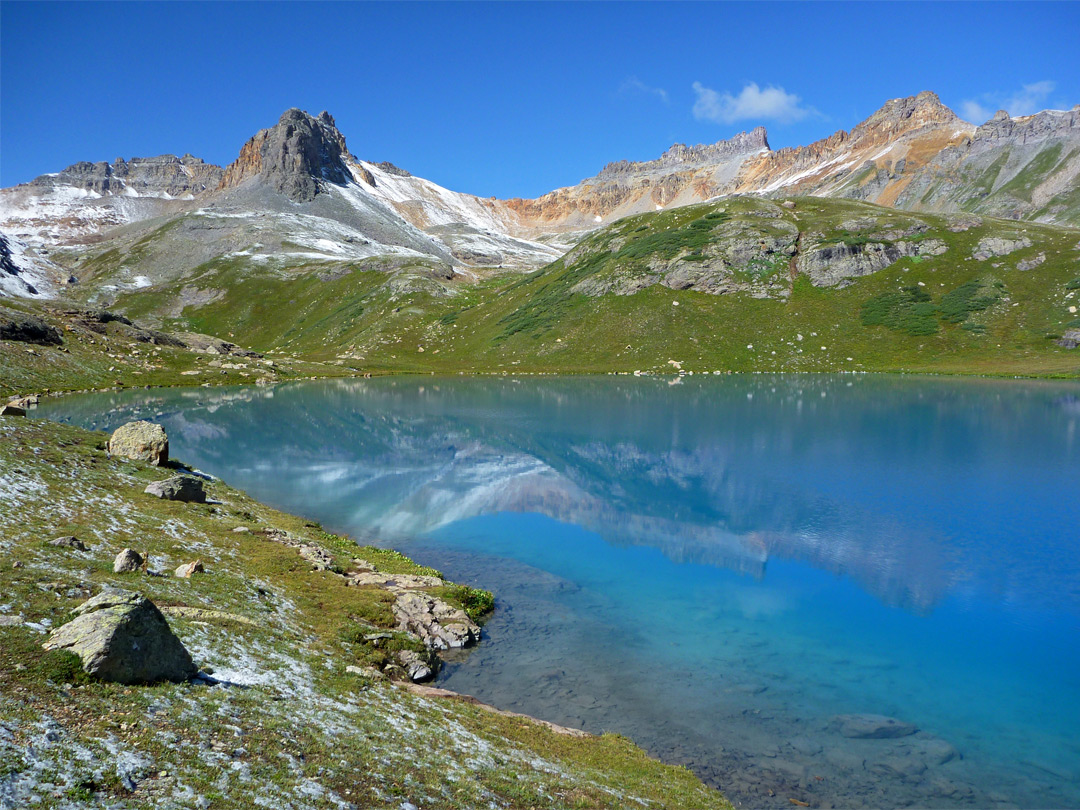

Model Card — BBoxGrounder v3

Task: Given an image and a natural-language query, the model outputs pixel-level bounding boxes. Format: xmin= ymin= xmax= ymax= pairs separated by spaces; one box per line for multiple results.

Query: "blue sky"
xmin=2 ymin=1 xmax=1077 ymax=197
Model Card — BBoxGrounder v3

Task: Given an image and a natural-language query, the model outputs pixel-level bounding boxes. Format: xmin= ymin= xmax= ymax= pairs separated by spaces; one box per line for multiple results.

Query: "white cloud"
xmin=692 ymin=81 xmax=815 ymax=125
xmin=960 ymin=80 xmax=1058 ymax=123
xmin=619 ymin=76 xmax=669 ymax=104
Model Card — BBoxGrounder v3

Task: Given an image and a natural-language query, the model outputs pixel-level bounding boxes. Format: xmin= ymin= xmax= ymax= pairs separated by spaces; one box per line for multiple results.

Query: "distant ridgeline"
xmin=0 ymin=93 xmax=1078 ymax=379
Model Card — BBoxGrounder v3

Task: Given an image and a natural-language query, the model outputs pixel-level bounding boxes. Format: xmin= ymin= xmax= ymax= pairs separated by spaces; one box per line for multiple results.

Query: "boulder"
xmin=113 ymin=548 xmax=144 ymax=573
xmin=972 ymin=235 xmax=1032 ymax=261
xmin=144 ymin=476 xmax=206 ymax=503
xmin=833 ymin=713 xmax=918 ymax=739
xmin=50 ymin=535 xmax=87 ymax=551
xmin=42 ymin=589 xmax=197 ymax=684
xmin=1055 ymin=329 xmax=1080 ymax=349
xmin=107 ymin=421 xmax=169 ymax=466
xmin=0 ymin=404 xmax=26 ymax=417
xmin=174 ymin=560 xmax=204 ymax=578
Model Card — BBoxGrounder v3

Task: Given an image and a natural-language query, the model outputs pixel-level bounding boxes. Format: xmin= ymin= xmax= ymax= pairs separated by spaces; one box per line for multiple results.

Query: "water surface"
xmin=42 ymin=375 xmax=1080 ymax=808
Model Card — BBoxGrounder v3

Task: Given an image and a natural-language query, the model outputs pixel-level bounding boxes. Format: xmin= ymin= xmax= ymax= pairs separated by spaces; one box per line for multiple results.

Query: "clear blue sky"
xmin=2 ymin=1 xmax=1077 ymax=198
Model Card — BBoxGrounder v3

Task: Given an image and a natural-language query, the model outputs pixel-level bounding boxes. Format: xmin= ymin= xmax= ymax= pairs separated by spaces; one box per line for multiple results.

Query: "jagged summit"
xmin=595 ymin=127 xmax=769 ymax=180
xmin=217 ymin=108 xmax=354 ymax=202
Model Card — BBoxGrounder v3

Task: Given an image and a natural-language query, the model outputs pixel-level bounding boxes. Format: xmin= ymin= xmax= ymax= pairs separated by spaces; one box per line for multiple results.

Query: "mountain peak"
xmin=594 ymin=127 xmax=769 ymax=182
xmin=218 ymin=108 xmax=353 ymax=202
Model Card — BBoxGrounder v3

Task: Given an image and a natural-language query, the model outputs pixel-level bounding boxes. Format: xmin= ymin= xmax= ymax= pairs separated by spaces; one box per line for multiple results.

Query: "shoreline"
xmin=0 ymin=412 xmax=729 ymax=808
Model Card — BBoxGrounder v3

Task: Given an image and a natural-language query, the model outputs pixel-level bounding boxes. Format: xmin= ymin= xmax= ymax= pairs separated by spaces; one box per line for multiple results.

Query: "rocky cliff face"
xmin=217 ymin=108 xmax=353 ymax=202
xmin=26 ymin=154 xmax=223 ymax=199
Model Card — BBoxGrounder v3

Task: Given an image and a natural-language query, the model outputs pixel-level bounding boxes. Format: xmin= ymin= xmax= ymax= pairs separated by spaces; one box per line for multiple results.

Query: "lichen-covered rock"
xmin=832 ymin=713 xmax=918 ymax=739
xmin=796 ymin=238 xmax=947 ymax=287
xmin=1017 ymin=252 xmax=1046 ymax=271
xmin=392 ymin=591 xmax=480 ymax=650
xmin=1055 ymin=329 xmax=1080 ymax=349
xmin=972 ymin=235 xmax=1033 ymax=261
xmin=107 ymin=421 xmax=169 ymax=466
xmin=42 ymin=589 xmax=197 ymax=684
xmin=144 ymin=475 xmax=205 ymax=503
xmin=113 ymin=548 xmax=143 ymax=573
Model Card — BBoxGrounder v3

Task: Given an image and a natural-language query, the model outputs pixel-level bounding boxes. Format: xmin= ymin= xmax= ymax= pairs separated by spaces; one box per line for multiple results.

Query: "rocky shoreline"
xmin=0 ymin=409 xmax=728 ymax=809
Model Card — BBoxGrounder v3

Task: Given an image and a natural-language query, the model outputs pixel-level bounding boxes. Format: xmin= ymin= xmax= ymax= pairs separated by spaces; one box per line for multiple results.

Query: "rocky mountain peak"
xmin=594 ymin=127 xmax=770 ymax=181
xmin=218 ymin=108 xmax=354 ymax=202
xmin=847 ymin=91 xmax=959 ymax=148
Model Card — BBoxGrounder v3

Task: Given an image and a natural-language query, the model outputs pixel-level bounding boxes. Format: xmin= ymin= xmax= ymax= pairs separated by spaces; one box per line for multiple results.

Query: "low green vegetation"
xmin=4 ymin=197 xmax=1079 ymax=395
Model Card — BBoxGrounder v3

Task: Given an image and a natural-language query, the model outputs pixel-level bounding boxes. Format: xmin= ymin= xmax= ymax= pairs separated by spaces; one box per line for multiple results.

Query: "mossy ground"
xmin=0 ymin=415 xmax=728 ymax=809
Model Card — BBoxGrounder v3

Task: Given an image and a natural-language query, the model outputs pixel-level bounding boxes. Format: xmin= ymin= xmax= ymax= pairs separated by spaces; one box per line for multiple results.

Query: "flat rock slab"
xmin=42 ymin=589 xmax=197 ymax=684
xmin=108 ymin=421 xmax=169 ymax=466
xmin=145 ymin=476 xmax=206 ymax=503
xmin=833 ymin=713 xmax=918 ymax=739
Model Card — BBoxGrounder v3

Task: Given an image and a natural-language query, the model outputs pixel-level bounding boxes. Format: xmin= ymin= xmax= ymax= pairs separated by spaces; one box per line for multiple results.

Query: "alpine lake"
xmin=40 ymin=374 xmax=1080 ymax=810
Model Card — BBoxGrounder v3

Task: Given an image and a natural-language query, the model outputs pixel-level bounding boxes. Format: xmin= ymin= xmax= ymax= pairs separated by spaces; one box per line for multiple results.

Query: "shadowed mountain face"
xmin=218 ymin=109 xmax=353 ymax=202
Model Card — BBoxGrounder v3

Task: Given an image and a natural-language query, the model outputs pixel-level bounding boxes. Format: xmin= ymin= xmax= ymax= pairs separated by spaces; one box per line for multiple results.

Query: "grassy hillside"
xmin=0 ymin=414 xmax=728 ymax=809
xmin=103 ymin=196 xmax=1080 ymax=378
xmin=0 ymin=298 xmax=356 ymax=399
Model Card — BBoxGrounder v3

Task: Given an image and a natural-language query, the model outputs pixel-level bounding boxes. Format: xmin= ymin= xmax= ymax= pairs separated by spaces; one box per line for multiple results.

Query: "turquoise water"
xmin=41 ymin=375 xmax=1080 ymax=808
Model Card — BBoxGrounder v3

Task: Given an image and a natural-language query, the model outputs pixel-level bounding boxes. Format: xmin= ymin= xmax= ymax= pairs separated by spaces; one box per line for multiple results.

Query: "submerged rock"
xmin=42 ymin=589 xmax=197 ymax=684
xmin=107 ymin=421 xmax=169 ymax=466
xmin=833 ymin=713 xmax=918 ymax=739
xmin=145 ymin=475 xmax=206 ymax=503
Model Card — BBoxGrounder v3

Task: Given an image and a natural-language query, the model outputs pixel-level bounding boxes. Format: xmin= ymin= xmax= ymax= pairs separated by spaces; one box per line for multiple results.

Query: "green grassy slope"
xmin=0 ymin=414 xmax=728 ymax=809
xmin=105 ymin=196 xmax=1080 ymax=378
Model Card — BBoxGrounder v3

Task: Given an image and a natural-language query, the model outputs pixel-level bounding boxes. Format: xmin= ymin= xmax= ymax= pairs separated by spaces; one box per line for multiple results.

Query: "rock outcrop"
xmin=25 ymin=154 xmax=222 ymax=199
xmin=392 ymin=591 xmax=480 ymax=650
xmin=42 ymin=590 xmax=198 ymax=684
xmin=0 ymin=306 xmax=63 ymax=345
xmin=107 ymin=421 xmax=169 ymax=466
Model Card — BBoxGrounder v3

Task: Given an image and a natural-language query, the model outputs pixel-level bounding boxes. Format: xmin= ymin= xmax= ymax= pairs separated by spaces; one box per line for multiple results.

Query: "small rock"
xmin=833 ymin=713 xmax=918 ymax=739
xmin=174 ymin=560 xmax=204 ymax=579
xmin=1017 ymin=252 xmax=1045 ymax=271
xmin=113 ymin=548 xmax=144 ymax=574
xmin=50 ymin=535 xmax=88 ymax=551
xmin=144 ymin=476 xmax=206 ymax=503
xmin=107 ymin=421 xmax=169 ymax=466
xmin=345 ymin=664 xmax=386 ymax=681
xmin=0 ymin=615 xmax=22 ymax=626
xmin=231 ymin=526 xmax=250 ymax=533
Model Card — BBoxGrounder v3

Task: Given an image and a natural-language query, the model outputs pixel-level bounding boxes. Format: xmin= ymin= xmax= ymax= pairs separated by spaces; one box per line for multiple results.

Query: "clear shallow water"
xmin=41 ymin=375 xmax=1080 ymax=809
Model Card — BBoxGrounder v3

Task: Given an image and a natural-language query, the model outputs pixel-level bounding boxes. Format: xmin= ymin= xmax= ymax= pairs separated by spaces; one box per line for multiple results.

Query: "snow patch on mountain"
xmin=0 ymin=232 xmax=63 ymax=298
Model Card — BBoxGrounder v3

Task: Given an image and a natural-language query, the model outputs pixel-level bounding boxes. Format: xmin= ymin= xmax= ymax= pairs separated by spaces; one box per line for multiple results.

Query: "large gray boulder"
xmin=107 ymin=421 xmax=169 ymax=466
xmin=42 ymin=590 xmax=197 ymax=684
xmin=145 ymin=475 xmax=206 ymax=503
